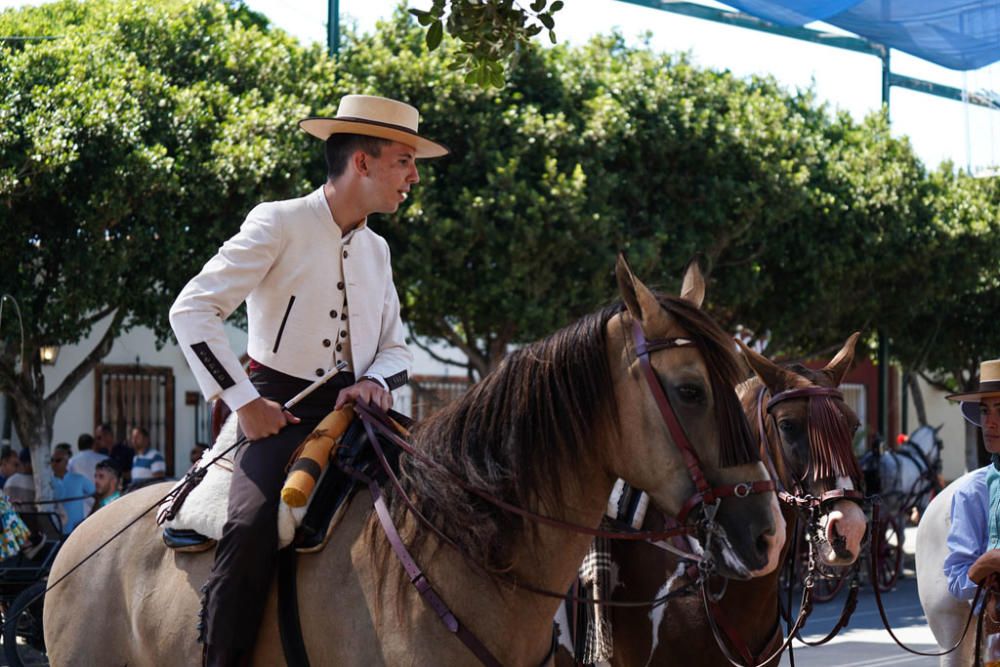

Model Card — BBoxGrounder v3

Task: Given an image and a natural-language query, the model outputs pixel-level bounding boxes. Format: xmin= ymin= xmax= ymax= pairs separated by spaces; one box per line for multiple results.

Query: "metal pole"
xmin=878 ymin=47 xmax=892 ymax=443
xmin=328 ymin=0 xmax=340 ymax=58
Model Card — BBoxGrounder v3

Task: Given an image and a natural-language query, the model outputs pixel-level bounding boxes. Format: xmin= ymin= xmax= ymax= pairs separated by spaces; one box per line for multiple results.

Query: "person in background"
xmin=4 ymin=449 xmax=35 ymax=511
xmin=69 ymin=434 xmax=108 ymax=515
xmin=91 ymin=459 xmax=123 ymax=513
xmin=129 ymin=427 xmax=166 ymax=486
xmin=50 ymin=445 xmax=95 ymax=535
xmin=190 ymin=442 xmax=209 ymax=467
xmin=0 ymin=446 xmax=19 ymax=489
xmin=96 ymin=422 xmax=134 ymax=484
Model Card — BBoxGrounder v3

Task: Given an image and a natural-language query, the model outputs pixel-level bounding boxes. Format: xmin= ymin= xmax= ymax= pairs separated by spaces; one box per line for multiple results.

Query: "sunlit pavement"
xmin=780 ymin=527 xmax=939 ymax=666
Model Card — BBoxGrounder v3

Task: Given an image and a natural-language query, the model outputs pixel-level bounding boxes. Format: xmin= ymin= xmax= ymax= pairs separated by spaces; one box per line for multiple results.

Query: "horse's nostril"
xmin=755 ymin=532 xmax=770 ymax=559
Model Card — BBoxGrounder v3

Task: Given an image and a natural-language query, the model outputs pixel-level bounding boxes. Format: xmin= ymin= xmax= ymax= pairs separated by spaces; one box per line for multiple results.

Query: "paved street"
xmin=780 ymin=527 xmax=939 ymax=666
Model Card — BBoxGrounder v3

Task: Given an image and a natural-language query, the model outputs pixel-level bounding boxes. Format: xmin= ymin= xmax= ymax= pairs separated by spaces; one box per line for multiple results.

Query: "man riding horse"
xmin=169 ymin=94 xmax=448 ymax=666
xmin=943 ymin=359 xmax=1000 ymax=604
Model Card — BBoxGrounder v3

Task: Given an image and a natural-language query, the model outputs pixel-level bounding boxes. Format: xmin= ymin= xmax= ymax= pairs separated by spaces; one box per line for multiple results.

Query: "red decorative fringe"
xmin=808 ymin=396 xmax=863 ymax=484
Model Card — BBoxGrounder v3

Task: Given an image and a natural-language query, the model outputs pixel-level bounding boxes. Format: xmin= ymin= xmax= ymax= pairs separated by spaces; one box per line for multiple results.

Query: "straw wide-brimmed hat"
xmin=947 ymin=359 xmax=1000 ymax=426
xmin=299 ymin=95 xmax=449 ymax=159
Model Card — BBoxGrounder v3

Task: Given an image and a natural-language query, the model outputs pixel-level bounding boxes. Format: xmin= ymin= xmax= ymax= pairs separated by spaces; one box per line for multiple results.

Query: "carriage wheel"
xmin=874 ymin=516 xmax=903 ymax=592
xmin=810 ymin=574 xmax=846 ymax=603
xmin=3 ymin=580 xmax=49 ymax=667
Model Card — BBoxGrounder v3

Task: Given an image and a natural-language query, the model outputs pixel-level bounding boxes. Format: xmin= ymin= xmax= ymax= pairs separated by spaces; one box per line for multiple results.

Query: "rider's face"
xmin=980 ymin=397 xmax=1000 ymax=453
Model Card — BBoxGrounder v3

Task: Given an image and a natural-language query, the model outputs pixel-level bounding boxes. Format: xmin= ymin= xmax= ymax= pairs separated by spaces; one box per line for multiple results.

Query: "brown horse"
xmin=43 ymin=257 xmax=785 ymax=666
xmin=602 ymin=334 xmax=869 ymax=667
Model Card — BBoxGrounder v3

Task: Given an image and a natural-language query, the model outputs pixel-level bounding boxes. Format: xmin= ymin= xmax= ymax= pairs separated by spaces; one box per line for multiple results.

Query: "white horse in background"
xmin=915 ymin=469 xmax=978 ymax=667
xmin=863 ymin=424 xmax=943 ymax=518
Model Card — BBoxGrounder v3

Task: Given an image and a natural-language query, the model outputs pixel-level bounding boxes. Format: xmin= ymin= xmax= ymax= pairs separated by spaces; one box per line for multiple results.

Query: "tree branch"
xmin=427 ymin=320 xmax=488 ymax=379
xmin=406 ymin=326 xmax=470 ymax=370
xmin=918 ymin=370 xmax=953 ymax=394
xmin=44 ymin=309 xmax=125 ymax=417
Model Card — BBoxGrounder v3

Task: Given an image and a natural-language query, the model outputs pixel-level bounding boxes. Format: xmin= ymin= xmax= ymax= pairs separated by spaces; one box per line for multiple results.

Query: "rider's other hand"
xmin=969 ymin=549 xmax=1000 ymax=585
xmin=335 ymin=378 xmax=392 ymax=412
xmin=237 ymin=397 xmax=299 ymax=441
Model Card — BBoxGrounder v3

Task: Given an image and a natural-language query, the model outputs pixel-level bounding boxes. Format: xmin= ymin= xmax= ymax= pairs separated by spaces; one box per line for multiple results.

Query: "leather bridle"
xmin=631 ymin=320 xmax=775 ymax=537
xmin=755 ymin=385 xmax=865 ymax=510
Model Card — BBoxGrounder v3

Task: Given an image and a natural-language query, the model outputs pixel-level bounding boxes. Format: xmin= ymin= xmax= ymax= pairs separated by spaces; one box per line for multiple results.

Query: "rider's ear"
xmin=616 ymin=253 xmax=663 ymax=327
xmin=823 ymin=332 xmax=861 ymax=386
xmin=737 ymin=340 xmax=789 ymax=393
xmin=679 ymin=257 xmax=705 ymax=308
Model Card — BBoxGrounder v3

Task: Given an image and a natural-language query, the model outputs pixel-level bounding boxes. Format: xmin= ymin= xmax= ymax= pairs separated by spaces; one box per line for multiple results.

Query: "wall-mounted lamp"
xmin=39 ymin=345 xmax=60 ymax=365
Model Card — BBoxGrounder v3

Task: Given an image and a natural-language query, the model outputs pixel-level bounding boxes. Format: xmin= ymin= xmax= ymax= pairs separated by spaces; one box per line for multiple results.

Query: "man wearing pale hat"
xmin=942 ymin=359 xmax=1000 ymax=603
xmin=170 ymin=94 xmax=448 ymax=665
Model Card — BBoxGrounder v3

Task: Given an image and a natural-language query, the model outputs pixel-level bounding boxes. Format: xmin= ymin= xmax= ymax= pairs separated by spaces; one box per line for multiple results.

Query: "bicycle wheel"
xmin=874 ymin=516 xmax=903 ymax=592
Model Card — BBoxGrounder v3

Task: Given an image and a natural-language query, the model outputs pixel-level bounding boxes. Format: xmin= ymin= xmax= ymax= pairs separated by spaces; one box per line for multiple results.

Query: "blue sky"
xmin=3 ymin=0 xmax=999 ymax=172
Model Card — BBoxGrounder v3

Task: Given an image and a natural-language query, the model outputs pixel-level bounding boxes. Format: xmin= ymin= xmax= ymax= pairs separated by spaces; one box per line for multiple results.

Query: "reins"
xmin=866 ymin=497 xmax=987 ymax=660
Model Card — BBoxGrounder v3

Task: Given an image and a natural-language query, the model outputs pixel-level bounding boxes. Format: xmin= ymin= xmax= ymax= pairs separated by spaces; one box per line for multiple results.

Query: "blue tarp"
xmin=723 ymin=1 xmax=1000 ymax=70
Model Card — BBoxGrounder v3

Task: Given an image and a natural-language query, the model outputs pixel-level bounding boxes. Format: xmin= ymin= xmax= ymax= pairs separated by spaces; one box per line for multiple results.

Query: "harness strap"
xmin=367 ymin=476 xmax=504 ymax=667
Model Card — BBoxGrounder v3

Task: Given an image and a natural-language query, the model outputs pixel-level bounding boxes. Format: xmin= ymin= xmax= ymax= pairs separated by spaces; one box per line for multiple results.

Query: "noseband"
xmin=631 ymin=320 xmax=774 ymax=530
xmin=756 ymin=385 xmax=864 ymax=509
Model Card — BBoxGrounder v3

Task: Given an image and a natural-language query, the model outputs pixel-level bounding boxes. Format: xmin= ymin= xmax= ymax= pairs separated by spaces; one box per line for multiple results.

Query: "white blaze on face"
xmin=818 ymin=476 xmax=867 ymax=564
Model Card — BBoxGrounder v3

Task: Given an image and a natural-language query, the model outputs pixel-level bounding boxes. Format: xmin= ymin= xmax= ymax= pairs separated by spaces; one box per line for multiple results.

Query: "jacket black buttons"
xmin=322 ymin=339 xmax=331 ymax=347
xmin=337 ymin=281 xmax=344 ymax=290
xmin=343 ymin=250 xmax=348 ymax=259
xmin=341 ymin=313 xmax=347 ymax=320
xmin=315 ymin=368 xmax=324 ymax=377
xmin=340 ymin=330 xmax=348 ymax=338
xmin=336 ymin=344 xmax=342 ymax=352
xmin=329 ymin=309 xmax=337 ymax=318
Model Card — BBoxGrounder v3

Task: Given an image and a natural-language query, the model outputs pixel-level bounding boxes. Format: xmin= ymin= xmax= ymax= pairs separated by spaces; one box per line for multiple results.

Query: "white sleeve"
xmin=169 ymin=205 xmax=283 ymax=410
xmin=362 ymin=244 xmax=413 ymax=390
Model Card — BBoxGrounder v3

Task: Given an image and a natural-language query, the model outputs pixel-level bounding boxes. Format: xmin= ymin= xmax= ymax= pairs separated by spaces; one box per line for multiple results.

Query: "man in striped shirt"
xmin=128 ymin=427 xmax=166 ymax=484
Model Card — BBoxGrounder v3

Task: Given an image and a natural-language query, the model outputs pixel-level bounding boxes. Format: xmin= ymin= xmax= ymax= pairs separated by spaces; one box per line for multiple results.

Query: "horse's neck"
xmin=391 ymin=459 xmax=614 ymax=661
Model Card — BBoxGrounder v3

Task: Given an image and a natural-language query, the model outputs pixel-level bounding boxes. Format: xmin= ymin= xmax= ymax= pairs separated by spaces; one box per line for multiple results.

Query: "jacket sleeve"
xmin=361 ymin=243 xmax=413 ymax=391
xmin=944 ymin=478 xmax=987 ymax=601
xmin=169 ymin=204 xmax=282 ymax=410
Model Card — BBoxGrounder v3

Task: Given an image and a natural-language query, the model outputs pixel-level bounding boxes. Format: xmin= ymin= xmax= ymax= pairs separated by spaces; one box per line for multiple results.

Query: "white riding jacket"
xmin=170 ymin=186 xmax=412 ymax=411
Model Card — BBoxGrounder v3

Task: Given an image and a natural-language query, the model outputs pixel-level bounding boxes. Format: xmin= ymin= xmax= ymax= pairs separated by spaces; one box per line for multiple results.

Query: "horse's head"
xmin=739 ymin=334 xmax=868 ymax=567
xmin=606 ymin=256 xmax=785 ymax=579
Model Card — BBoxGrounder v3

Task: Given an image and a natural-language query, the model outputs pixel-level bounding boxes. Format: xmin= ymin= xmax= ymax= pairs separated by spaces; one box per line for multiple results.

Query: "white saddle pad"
xmin=161 ymin=414 xmax=321 ymax=549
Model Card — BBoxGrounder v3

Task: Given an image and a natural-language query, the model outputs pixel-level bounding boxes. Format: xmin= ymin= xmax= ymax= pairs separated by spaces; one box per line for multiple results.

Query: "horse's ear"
xmin=823 ymin=332 xmax=861 ymax=386
xmin=616 ymin=253 xmax=661 ymax=325
xmin=679 ymin=258 xmax=706 ymax=309
xmin=737 ymin=339 xmax=795 ymax=393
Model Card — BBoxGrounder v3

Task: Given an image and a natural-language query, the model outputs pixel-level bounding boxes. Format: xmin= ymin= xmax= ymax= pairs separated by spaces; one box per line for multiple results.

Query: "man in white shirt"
xmin=170 ymin=95 xmax=447 ymax=666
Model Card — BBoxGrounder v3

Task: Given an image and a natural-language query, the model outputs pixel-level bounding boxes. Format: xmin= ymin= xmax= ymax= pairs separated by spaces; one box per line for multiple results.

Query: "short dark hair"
xmin=133 ymin=426 xmax=149 ymax=438
xmin=55 ymin=442 xmax=72 ymax=456
xmin=0 ymin=445 xmax=15 ymax=462
xmin=96 ymin=459 xmax=122 ymax=478
xmin=78 ymin=433 xmax=95 ymax=451
xmin=325 ymin=133 xmax=391 ymax=181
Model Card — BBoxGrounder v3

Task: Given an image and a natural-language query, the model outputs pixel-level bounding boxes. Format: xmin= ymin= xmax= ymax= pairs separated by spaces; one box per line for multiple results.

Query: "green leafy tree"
xmin=0 ymin=0 xmax=337 ymax=497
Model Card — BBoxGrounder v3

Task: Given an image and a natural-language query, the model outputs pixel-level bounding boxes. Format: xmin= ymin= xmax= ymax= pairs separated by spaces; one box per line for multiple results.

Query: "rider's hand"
xmin=236 ymin=397 xmax=299 ymax=441
xmin=969 ymin=549 xmax=1000 ymax=585
xmin=335 ymin=378 xmax=392 ymax=412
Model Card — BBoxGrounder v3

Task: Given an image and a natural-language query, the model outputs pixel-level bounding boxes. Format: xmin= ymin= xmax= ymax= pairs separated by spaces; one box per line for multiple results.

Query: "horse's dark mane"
xmin=373 ymin=293 xmax=757 ymax=578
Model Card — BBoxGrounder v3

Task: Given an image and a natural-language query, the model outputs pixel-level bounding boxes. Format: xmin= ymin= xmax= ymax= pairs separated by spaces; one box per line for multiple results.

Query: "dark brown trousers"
xmin=201 ymin=365 xmax=353 ymax=667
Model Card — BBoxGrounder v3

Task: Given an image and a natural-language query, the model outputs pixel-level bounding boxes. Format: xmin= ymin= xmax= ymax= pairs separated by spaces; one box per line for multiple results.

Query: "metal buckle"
xmin=733 ymin=482 xmax=752 ymax=498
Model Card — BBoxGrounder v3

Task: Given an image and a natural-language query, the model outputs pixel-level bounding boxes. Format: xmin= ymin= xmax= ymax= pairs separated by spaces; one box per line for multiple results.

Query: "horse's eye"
xmin=676 ymin=384 xmax=705 ymax=403
xmin=778 ymin=420 xmax=796 ymax=433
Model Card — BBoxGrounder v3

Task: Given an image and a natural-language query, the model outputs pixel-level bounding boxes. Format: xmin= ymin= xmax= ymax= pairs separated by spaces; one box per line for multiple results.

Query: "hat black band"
xmin=977 ymin=380 xmax=1000 ymax=393
xmin=318 ymin=116 xmax=420 ymax=137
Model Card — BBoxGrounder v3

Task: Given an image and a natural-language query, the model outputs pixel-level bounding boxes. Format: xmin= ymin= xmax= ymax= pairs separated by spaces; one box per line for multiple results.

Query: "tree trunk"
xmin=906 ymin=372 xmax=928 ymax=427
xmin=10 ymin=395 xmax=55 ymax=503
